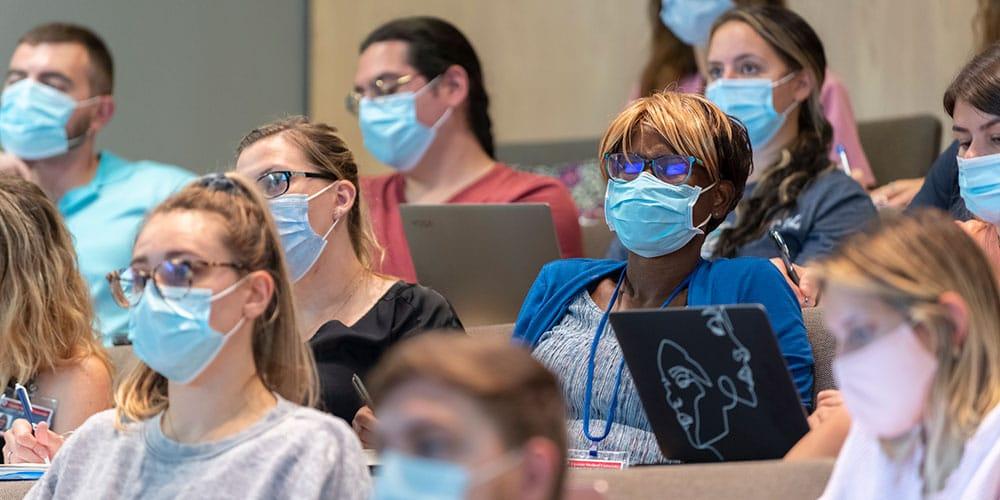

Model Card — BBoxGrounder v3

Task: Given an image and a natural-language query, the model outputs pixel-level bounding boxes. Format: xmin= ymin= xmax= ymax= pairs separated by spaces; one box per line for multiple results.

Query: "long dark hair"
xmin=361 ymin=17 xmax=495 ymax=158
xmin=712 ymin=5 xmax=833 ymax=258
xmin=944 ymin=42 xmax=1000 ymax=118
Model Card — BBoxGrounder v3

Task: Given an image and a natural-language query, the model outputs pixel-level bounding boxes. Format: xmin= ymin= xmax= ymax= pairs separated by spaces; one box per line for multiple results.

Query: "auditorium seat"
xmin=857 ymin=114 xmax=942 ymax=186
xmin=569 ymin=458 xmax=835 ymax=500
xmin=803 ymin=308 xmax=837 ymax=397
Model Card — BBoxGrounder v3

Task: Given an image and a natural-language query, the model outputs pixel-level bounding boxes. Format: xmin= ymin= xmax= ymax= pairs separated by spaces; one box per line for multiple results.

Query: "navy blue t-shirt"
xmin=907 ymin=141 xmax=973 ymax=221
xmin=606 ymin=168 xmax=877 ymax=264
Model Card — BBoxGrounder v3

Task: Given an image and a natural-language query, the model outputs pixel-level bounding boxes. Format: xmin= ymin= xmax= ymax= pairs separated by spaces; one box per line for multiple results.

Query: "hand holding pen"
xmin=1 ymin=384 xmax=62 ymax=464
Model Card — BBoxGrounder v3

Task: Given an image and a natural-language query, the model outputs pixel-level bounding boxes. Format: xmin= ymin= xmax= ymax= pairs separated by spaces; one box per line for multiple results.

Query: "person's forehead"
xmin=708 ymin=21 xmax=777 ymax=63
xmin=134 ymin=210 xmax=231 ymax=262
xmin=354 ymin=40 xmax=416 ymax=85
xmin=235 ymin=135 xmax=316 ymax=178
xmin=9 ymin=42 xmax=91 ymax=78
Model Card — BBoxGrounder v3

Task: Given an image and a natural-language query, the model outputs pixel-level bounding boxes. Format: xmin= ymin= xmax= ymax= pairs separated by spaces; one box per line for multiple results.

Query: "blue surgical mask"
xmin=0 ymin=79 xmax=97 ymax=160
xmin=605 ymin=172 xmax=715 ymax=258
xmin=706 ymin=73 xmax=798 ymax=150
xmin=128 ymin=278 xmax=247 ymax=384
xmin=659 ymin=0 xmax=734 ymax=46
xmin=269 ymin=183 xmax=338 ymax=282
xmin=373 ymin=450 xmax=521 ymax=500
xmin=957 ymin=152 xmax=1000 ymax=225
xmin=359 ymin=77 xmax=452 ymax=172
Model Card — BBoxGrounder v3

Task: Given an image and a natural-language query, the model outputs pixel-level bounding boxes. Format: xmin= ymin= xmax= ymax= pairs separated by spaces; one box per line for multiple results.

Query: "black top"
xmin=308 ymin=280 xmax=463 ymax=422
xmin=908 ymin=141 xmax=973 ymax=220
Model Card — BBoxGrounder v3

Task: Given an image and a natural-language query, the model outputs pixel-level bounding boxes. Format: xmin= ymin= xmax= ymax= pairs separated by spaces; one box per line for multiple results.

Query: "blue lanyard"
xmin=581 ymin=262 xmax=702 ymax=451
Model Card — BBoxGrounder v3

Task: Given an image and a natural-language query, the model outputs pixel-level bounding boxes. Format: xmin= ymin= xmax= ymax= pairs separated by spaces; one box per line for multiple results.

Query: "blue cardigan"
xmin=513 ymin=257 xmax=815 ymax=407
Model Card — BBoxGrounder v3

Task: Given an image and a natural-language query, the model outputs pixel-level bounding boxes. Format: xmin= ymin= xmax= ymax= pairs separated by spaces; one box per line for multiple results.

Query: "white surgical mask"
xmin=833 ymin=323 xmax=938 ymax=439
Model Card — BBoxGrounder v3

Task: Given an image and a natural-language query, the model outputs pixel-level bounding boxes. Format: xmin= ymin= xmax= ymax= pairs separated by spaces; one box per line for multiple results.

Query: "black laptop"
xmin=610 ymin=305 xmax=810 ymax=463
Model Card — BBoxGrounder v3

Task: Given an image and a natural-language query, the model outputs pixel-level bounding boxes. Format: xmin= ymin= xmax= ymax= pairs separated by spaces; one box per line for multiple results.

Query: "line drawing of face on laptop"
xmin=657 ymin=307 xmax=759 ymax=460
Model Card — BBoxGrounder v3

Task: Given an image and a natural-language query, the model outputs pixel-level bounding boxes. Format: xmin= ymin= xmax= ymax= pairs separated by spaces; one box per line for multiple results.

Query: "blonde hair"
xmin=235 ymin=116 xmax=383 ymax=270
xmin=0 ymin=176 xmax=110 ymax=388
xmin=115 ymin=173 xmax=318 ymax=424
xmin=815 ymin=210 xmax=1000 ymax=493
xmin=599 ymin=91 xmax=753 ymax=220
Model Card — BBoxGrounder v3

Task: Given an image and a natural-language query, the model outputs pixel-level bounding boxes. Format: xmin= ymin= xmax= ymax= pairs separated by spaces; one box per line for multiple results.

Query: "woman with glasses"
xmin=0 ymin=176 xmax=112 ymax=464
xmin=26 ymin=173 xmax=371 ymax=499
xmin=351 ymin=16 xmax=582 ymax=283
xmin=815 ymin=210 xmax=1000 ymax=499
xmin=513 ymin=91 xmax=813 ymax=465
xmin=233 ymin=116 xmax=461 ymax=446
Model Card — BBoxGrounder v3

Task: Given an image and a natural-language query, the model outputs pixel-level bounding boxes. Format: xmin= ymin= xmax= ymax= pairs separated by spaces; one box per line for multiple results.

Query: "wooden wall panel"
xmin=312 ymin=0 xmax=978 ymax=174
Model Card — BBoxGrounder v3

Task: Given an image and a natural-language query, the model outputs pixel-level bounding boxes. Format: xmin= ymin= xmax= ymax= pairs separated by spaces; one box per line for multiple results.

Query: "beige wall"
xmin=311 ymin=0 xmax=977 ymax=175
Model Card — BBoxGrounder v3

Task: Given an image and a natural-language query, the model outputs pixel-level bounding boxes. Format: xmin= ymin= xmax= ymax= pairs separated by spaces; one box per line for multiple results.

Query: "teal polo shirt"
xmin=58 ymin=150 xmax=195 ymax=342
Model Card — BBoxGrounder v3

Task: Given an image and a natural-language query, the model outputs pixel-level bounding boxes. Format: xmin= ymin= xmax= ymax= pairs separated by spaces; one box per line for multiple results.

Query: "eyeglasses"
xmin=107 ymin=258 xmax=247 ymax=308
xmin=603 ymin=152 xmax=703 ymax=185
xmin=345 ymin=74 xmax=416 ymax=115
xmin=254 ymin=170 xmax=337 ymax=199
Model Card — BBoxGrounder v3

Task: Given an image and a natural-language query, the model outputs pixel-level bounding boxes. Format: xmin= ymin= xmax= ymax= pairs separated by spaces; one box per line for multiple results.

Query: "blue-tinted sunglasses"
xmin=603 ymin=152 xmax=703 ymax=185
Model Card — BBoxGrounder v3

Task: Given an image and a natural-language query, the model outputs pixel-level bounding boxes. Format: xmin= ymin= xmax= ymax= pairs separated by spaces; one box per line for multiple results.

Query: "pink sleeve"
xmin=821 ymin=70 xmax=876 ymax=187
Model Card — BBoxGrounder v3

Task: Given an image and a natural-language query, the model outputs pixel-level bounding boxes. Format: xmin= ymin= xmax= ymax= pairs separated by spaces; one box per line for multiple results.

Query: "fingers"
xmin=816 ymin=390 xmax=844 ymax=408
xmin=2 ymin=425 xmax=46 ymax=464
xmin=352 ymin=406 xmax=377 ymax=449
xmin=33 ymin=422 xmax=63 ymax=460
xmin=796 ymin=265 xmax=821 ymax=308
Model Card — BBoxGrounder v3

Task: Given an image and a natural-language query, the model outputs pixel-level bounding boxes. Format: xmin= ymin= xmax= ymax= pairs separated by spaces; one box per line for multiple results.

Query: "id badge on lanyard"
xmin=572 ymin=263 xmax=700 ymax=469
xmin=0 ymin=394 xmax=56 ymax=431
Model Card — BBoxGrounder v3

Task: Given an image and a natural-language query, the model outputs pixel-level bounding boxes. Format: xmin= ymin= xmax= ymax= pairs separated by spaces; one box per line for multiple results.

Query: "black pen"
xmin=769 ymin=229 xmax=800 ymax=286
xmin=352 ymin=374 xmax=374 ymax=408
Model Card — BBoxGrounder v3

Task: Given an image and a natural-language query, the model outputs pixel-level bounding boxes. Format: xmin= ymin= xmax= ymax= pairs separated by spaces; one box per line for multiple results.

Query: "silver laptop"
xmin=400 ymin=203 xmax=561 ymax=327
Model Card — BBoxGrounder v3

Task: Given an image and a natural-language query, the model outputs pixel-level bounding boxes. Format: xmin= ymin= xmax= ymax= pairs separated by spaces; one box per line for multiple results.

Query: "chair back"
xmin=858 ymin=114 xmax=942 ymax=186
xmin=803 ymin=308 xmax=837 ymax=398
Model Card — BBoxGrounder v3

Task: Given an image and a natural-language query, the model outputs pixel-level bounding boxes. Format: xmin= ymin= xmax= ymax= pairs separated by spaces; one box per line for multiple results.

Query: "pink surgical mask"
xmin=832 ymin=323 xmax=938 ymax=439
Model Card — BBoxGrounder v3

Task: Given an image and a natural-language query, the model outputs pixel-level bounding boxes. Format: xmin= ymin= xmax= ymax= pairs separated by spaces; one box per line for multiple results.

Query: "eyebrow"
xmin=129 ymin=250 xmax=203 ymax=267
xmin=952 ymin=118 xmax=1000 ymax=134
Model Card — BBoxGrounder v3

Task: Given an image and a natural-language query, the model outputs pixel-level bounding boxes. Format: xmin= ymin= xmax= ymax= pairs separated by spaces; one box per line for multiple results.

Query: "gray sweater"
xmin=25 ymin=397 xmax=371 ymax=500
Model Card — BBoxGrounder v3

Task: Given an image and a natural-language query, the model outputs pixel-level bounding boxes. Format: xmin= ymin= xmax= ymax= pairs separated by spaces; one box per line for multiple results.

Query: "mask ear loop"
xmin=412 ymin=74 xmax=454 ymax=131
xmin=694 ymin=181 xmax=719 ymax=230
xmin=307 ymin=181 xmax=344 ymax=241
xmin=65 ymin=96 xmax=106 ymax=150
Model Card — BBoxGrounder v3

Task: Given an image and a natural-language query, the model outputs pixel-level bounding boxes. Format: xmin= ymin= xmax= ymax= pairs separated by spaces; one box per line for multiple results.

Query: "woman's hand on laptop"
xmin=352 ymin=406 xmax=377 ymax=449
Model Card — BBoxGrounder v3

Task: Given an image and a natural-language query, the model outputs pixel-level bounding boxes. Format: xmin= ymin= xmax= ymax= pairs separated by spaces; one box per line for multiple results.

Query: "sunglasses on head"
xmin=603 ymin=152 xmax=703 ymax=185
